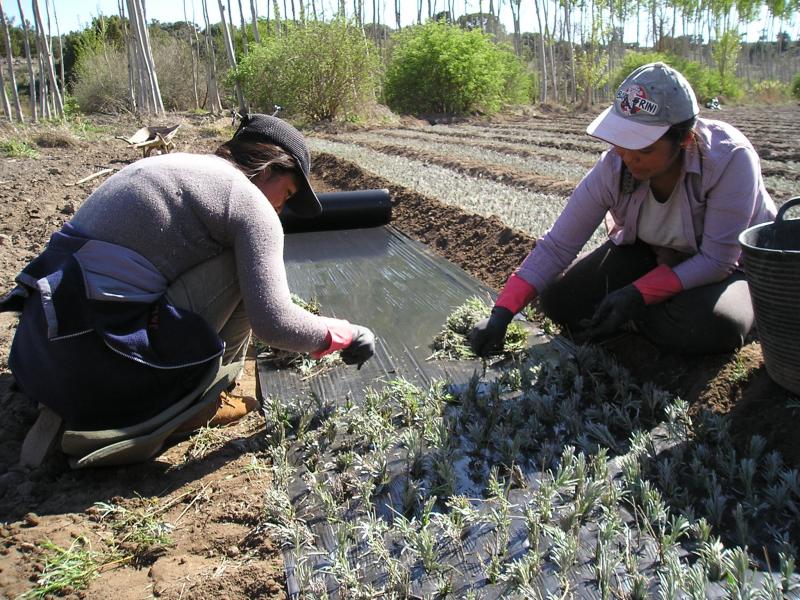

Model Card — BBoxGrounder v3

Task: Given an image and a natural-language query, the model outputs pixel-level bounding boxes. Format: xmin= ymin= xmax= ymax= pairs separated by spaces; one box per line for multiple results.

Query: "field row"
xmin=308 ymin=137 xmax=607 ymax=249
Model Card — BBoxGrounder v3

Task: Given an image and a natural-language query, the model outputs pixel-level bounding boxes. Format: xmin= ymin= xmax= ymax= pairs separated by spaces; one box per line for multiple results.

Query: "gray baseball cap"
xmin=586 ymin=62 xmax=699 ymax=150
xmin=233 ymin=114 xmax=322 ymax=217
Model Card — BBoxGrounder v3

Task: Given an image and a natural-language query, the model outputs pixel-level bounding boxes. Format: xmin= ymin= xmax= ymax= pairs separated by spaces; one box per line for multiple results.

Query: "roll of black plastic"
xmin=280 ymin=189 xmax=392 ymax=233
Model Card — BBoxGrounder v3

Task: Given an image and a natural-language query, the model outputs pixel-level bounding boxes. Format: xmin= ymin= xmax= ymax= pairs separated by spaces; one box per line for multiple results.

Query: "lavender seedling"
xmin=594 ymin=536 xmax=621 ymax=600
xmin=657 ymin=548 xmax=685 ymax=600
xmin=657 ymin=514 xmax=691 ymax=563
xmin=500 ymin=550 xmax=543 ymax=593
xmin=684 ymin=562 xmax=710 ymax=600
xmin=697 ymin=537 xmax=733 ymax=581
xmin=727 ymin=546 xmax=756 ymax=598
xmin=762 ymin=451 xmax=783 ymax=484
xmin=779 ymin=552 xmax=799 ymax=596
xmin=545 ymin=523 xmax=579 ymax=576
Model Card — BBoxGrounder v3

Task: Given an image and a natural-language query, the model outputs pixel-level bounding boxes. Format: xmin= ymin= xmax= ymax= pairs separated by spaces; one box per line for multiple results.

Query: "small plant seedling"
xmin=94 ymin=498 xmax=174 ymax=559
xmin=26 ymin=537 xmax=101 ymax=598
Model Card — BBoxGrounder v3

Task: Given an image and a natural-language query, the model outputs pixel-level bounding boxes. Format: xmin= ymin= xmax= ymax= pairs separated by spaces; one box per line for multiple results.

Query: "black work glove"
xmin=468 ymin=306 xmax=514 ymax=357
xmin=579 ymin=285 xmax=645 ymax=340
xmin=340 ymin=325 xmax=375 ymax=369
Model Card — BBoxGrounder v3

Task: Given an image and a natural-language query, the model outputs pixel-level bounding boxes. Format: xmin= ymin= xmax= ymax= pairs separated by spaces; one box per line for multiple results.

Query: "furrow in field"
xmin=367 ymin=128 xmax=598 ymax=168
xmin=327 ymin=131 xmax=589 ymax=181
xmin=307 ymin=137 xmax=607 ymax=248
xmin=399 ymin=125 xmax=606 ymax=155
xmin=326 ymin=138 xmax=579 ymax=196
xmin=463 ymin=120 xmax=590 ymax=137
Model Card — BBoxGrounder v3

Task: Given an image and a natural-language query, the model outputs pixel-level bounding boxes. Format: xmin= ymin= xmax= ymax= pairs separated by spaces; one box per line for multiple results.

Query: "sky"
xmin=3 ymin=0 xmax=790 ymax=44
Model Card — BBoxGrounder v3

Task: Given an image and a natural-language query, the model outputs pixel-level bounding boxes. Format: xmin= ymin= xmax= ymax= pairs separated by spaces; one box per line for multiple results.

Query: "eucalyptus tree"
xmin=532 ymin=0 xmax=547 ymax=102
xmin=31 ymin=0 xmax=62 ymax=117
xmin=0 ymin=37 xmax=10 ymax=121
xmin=49 ymin=0 xmax=64 ymax=94
xmin=217 ymin=0 xmax=246 ymax=112
xmin=200 ymin=0 xmax=223 ymax=113
xmin=117 ymin=0 xmax=137 ymax=112
xmin=183 ymin=0 xmax=200 ymax=109
xmin=248 ymin=0 xmax=260 ymax=41
xmin=0 ymin=0 xmax=23 ymax=121
xmin=15 ymin=0 xmax=36 ymax=121
xmin=125 ymin=0 xmax=164 ymax=115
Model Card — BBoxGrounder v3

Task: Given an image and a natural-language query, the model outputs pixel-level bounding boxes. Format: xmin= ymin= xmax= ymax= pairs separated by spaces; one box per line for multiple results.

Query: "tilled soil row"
xmin=329 ymin=140 xmax=579 ymax=196
xmin=397 ymin=125 xmax=605 ymax=155
xmin=332 ymin=129 xmax=597 ymax=167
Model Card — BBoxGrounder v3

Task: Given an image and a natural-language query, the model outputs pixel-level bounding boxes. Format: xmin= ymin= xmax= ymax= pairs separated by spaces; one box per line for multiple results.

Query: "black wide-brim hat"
xmin=233 ymin=114 xmax=322 ymax=218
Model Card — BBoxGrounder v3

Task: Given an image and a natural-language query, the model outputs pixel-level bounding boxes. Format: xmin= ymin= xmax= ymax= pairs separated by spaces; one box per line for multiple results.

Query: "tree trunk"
xmin=0 ymin=0 xmax=23 ymax=121
xmin=565 ymin=1 xmax=576 ymax=103
xmin=200 ymin=0 xmax=223 ymax=113
xmin=217 ymin=0 xmax=246 ymax=112
xmin=183 ymin=0 xmax=200 ymax=108
xmin=395 ymin=0 xmax=400 ymax=30
xmin=0 ymin=52 xmax=11 ymax=121
xmin=31 ymin=0 xmax=62 ymax=117
xmin=237 ymin=0 xmax=248 ymax=54
xmin=533 ymin=0 xmax=547 ymax=103
xmin=509 ymin=0 xmax=520 ymax=55
xmin=16 ymin=0 xmax=37 ymax=121
xmin=127 ymin=0 xmax=164 ymax=114
xmin=50 ymin=0 xmax=64 ymax=94
xmin=273 ymin=0 xmax=281 ymax=37
xmin=117 ymin=0 xmax=137 ymax=113
xmin=249 ymin=0 xmax=261 ymax=42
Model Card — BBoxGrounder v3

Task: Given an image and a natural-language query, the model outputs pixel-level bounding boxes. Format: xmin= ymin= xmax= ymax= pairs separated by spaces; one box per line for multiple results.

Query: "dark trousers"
xmin=538 ymin=240 xmax=754 ymax=355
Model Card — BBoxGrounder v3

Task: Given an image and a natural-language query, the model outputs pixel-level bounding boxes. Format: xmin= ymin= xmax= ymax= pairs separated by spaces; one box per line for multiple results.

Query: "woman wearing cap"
xmin=470 ymin=62 xmax=776 ymax=356
xmin=2 ymin=114 xmax=375 ymax=465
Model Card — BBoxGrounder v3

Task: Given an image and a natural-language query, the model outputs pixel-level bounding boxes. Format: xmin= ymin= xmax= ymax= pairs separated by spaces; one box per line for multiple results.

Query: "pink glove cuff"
xmin=311 ymin=317 xmax=353 ymax=359
xmin=495 ymin=273 xmax=538 ymax=314
xmin=633 ymin=264 xmax=683 ymax=305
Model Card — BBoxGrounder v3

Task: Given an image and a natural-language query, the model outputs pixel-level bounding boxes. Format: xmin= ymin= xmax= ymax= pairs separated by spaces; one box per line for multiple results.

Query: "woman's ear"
xmin=680 ymin=130 xmax=695 ymax=150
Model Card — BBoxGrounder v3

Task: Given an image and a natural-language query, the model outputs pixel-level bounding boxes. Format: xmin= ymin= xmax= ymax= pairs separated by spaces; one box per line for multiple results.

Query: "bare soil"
xmin=0 ymin=106 xmax=798 ymax=598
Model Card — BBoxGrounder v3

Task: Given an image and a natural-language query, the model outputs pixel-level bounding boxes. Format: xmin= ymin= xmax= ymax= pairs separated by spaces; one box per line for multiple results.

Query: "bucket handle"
xmin=775 ymin=196 xmax=800 ymax=224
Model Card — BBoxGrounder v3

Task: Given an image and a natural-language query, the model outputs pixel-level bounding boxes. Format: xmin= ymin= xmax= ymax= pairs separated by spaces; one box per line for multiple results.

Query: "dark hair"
xmin=215 ymin=136 xmax=298 ymax=180
xmin=661 ymin=116 xmax=697 ymax=148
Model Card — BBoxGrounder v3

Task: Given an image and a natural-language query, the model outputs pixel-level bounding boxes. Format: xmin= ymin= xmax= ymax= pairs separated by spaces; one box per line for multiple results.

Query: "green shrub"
xmin=792 ymin=73 xmax=800 ymax=100
xmin=0 ymin=139 xmax=39 ymax=158
xmin=71 ymin=44 xmax=130 ymax=113
xmin=384 ymin=20 xmax=531 ymax=115
xmin=611 ymin=51 xmax=741 ymax=104
xmin=232 ymin=19 xmax=381 ymax=122
xmin=71 ymin=35 xmax=203 ymax=113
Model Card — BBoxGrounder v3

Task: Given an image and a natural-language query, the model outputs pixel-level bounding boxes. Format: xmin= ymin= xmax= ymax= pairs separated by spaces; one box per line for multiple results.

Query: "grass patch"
xmin=94 ymin=497 xmax=174 ymax=561
xmin=25 ymin=537 xmax=100 ymax=598
xmin=0 ymin=138 xmax=39 ymax=158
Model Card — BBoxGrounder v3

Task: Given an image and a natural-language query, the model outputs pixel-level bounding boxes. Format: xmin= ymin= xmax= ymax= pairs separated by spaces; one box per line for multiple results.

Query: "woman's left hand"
xmin=340 ymin=325 xmax=375 ymax=369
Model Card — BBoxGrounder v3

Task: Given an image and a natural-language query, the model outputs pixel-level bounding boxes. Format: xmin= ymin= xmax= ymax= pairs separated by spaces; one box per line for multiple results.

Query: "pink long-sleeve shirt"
xmin=515 ymin=118 xmax=777 ymax=294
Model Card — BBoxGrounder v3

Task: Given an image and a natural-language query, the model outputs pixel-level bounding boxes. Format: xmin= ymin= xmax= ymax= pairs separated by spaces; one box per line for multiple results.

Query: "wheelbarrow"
xmin=116 ymin=124 xmax=181 ymax=157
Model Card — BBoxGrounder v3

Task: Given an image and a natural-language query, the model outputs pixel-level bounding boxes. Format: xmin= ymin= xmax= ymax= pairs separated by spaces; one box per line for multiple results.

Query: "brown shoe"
xmin=173 ymin=391 xmax=260 ymax=435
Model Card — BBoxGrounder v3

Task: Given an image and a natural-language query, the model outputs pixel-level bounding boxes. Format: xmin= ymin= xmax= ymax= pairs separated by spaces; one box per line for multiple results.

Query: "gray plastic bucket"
xmin=739 ymin=196 xmax=800 ymax=395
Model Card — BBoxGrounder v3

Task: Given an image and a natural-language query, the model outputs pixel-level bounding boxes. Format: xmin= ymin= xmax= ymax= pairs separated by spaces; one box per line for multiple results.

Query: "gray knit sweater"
xmin=69 ymin=152 xmax=329 ymax=353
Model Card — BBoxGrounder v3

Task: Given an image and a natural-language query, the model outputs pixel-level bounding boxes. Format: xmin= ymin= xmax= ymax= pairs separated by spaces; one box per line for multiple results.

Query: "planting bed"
xmin=0 ymin=104 xmax=798 ymax=599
